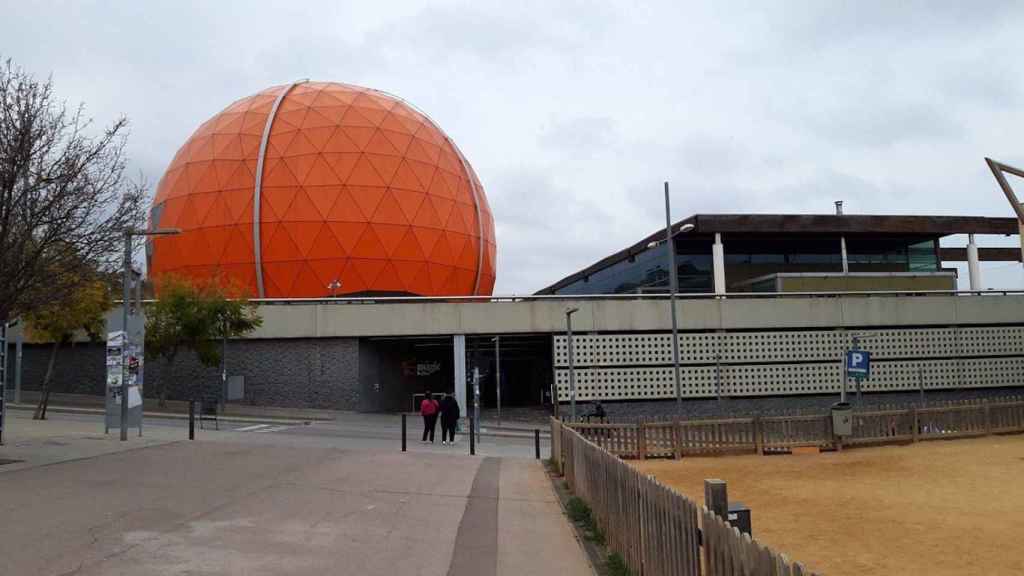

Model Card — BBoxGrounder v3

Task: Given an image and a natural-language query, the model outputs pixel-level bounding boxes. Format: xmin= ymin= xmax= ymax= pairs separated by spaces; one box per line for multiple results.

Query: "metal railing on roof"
xmin=240 ymin=289 xmax=1024 ymax=306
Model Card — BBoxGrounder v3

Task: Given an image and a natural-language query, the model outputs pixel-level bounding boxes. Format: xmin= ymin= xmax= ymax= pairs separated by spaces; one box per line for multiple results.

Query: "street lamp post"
xmin=492 ymin=335 xmax=501 ymax=427
xmin=663 ymin=182 xmax=684 ymax=414
xmin=565 ymin=307 xmax=579 ymax=420
xmin=120 ymin=227 xmax=179 ymax=441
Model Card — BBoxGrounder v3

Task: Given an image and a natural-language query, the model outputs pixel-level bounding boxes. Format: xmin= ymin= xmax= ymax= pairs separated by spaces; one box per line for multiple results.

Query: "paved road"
xmin=0 ymin=415 xmax=588 ymax=576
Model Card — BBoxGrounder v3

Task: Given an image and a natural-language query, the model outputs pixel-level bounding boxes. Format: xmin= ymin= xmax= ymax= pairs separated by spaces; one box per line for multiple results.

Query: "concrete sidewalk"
xmin=0 ymin=436 xmax=591 ymax=575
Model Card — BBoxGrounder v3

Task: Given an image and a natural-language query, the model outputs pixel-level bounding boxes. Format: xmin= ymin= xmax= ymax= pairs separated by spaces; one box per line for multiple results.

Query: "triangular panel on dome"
xmin=405 ymin=159 xmax=437 ymax=191
xmin=456 ymin=236 xmax=479 ymax=269
xmin=261 ymin=221 xmax=303 ymax=262
xmin=311 ymin=89 xmax=349 ymax=107
xmin=301 ymin=155 xmax=343 ymax=187
xmin=437 ymin=149 xmax=462 ymax=175
xmin=314 ymin=105 xmax=351 ymax=126
xmin=262 ymin=157 xmax=301 ymax=187
xmin=346 ymin=184 xmax=386 ymax=220
xmin=366 ymin=154 xmax=401 ymax=185
xmin=411 ymin=198 xmax=444 ymax=229
xmin=372 ymin=260 xmax=404 ymax=292
xmin=450 ymin=268 xmax=475 ymax=295
xmin=339 ymin=107 xmax=377 ymax=128
xmin=338 ymin=259 xmax=367 ymax=293
xmin=327 ymin=187 xmax=368 ymax=223
xmin=289 ymin=263 xmax=325 ymax=297
xmin=217 ymin=263 xmax=258 ymax=297
xmin=427 ymin=263 xmax=454 ymax=294
xmin=341 ymin=126 xmax=375 ymax=152
xmin=306 ymin=257 xmax=346 ymax=289
xmin=188 ymin=136 xmax=215 ymax=163
xmin=212 ymin=159 xmax=242 ymax=189
xmin=262 ymin=186 xmax=298 ymax=223
xmin=372 ymin=223 xmax=408 ymax=256
xmin=212 ymin=134 xmax=245 ymax=160
xmin=321 ymin=125 xmax=360 ymax=152
xmin=363 ymin=130 xmax=401 ymax=156
xmin=200 ymin=226 xmax=233 ymax=266
xmin=318 ymin=152 xmax=360 ymax=185
xmin=371 ymin=191 xmax=408 ymax=225
xmin=283 ymin=189 xmax=323 ymax=222
xmin=345 ymin=155 xmax=387 ymax=187
xmin=392 ymin=260 xmax=426 ymax=293
xmin=275 ymin=107 xmax=309 ymax=130
xmin=403 ymin=138 xmax=438 ymax=165
xmin=458 ymin=203 xmax=479 ymax=234
xmin=283 ymin=154 xmax=317 ymax=186
xmin=219 ymin=225 xmax=254 ymax=264
xmin=283 ymin=131 xmax=319 ymax=158
xmin=200 ymin=193 xmax=233 ymax=228
xmin=379 ymin=113 xmax=414 ymax=134
xmin=299 ymin=107 xmax=337 ymax=131
xmin=221 ymin=189 xmax=254 ymax=224
xmin=263 ymin=260 xmax=304 ymax=295
xmin=282 ymin=221 xmax=324 ymax=257
xmin=213 ymin=113 xmax=245 ymax=135
xmin=241 ymin=111 xmax=269 ymax=136
xmin=428 ymin=232 xmax=455 ymax=266
xmin=327 ymin=221 xmax=369 ymax=255
xmin=302 ymin=126 xmax=336 ymax=152
xmin=350 ymin=258 xmax=387 ymax=288
xmin=379 ymin=128 xmax=413 ymax=155
xmin=305 ymin=185 xmax=341 ymax=219
xmin=427 ymin=171 xmax=454 ymax=201
xmin=386 ymin=107 xmax=424 ymax=133
xmin=445 ymin=202 xmax=470 ymax=234
xmin=184 ymin=228 xmax=216 ymax=267
xmin=429 ymin=195 xmax=455 ymax=226
xmin=349 ymin=225 xmax=388 ymax=259
xmin=174 ymin=196 xmax=202 ymax=230
xmin=444 ymin=231 xmax=469 ymax=266
xmin=352 ymin=105 xmax=388 ymax=127
xmin=412 ymin=137 xmax=443 ymax=164
xmin=192 ymin=161 xmax=222 ymax=194
xmin=391 ymin=228 xmax=426 ymax=260
xmin=156 ymin=196 xmax=187 ymax=229
xmin=306 ymin=223 xmax=346 ymax=259
xmin=391 ymin=188 xmax=426 ymax=222
xmin=240 ymin=134 xmax=262 ymax=158
xmin=265 ymin=131 xmax=298 ymax=158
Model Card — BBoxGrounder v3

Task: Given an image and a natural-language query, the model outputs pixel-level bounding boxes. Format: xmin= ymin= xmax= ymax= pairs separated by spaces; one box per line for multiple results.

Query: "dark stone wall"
xmin=4 ymin=338 xmax=362 ymax=411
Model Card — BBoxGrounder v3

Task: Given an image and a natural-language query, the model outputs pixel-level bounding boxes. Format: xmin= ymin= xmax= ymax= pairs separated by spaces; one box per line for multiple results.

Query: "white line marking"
xmin=254 ymin=425 xmax=291 ymax=433
xmin=235 ymin=424 xmax=270 ymax=432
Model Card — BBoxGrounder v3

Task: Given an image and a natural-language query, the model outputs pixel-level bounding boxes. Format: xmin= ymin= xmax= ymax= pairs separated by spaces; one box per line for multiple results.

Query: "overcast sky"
xmin=5 ymin=1 xmax=1024 ymax=293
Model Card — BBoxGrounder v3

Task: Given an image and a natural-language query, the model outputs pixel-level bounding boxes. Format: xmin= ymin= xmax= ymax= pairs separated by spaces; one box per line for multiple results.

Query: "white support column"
xmin=453 ymin=335 xmax=467 ymax=418
xmin=712 ymin=233 xmax=726 ymax=295
xmin=840 ymin=236 xmax=849 ymax=274
xmin=967 ymin=233 xmax=981 ymax=291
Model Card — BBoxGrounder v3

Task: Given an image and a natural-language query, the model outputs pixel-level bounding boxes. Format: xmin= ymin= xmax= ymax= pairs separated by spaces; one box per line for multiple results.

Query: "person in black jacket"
xmin=439 ymin=393 xmax=460 ymax=445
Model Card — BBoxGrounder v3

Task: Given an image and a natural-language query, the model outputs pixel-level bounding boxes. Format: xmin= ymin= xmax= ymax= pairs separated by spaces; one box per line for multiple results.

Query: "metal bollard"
xmin=188 ymin=401 xmax=195 ymax=440
xmin=469 ymin=416 xmax=475 ymax=455
xmin=401 ymin=413 xmax=407 ymax=452
xmin=534 ymin=429 xmax=540 ymax=459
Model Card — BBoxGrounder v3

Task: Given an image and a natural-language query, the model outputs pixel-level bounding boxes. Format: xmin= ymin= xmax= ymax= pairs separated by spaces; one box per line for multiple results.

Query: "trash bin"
xmin=831 ymin=402 xmax=852 ymax=437
xmin=727 ymin=502 xmax=752 ymax=535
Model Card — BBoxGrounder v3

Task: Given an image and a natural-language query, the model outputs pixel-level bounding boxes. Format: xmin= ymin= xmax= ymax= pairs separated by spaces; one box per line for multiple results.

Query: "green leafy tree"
xmin=25 ymin=278 xmax=111 ymax=419
xmin=144 ymin=276 xmax=262 ymax=406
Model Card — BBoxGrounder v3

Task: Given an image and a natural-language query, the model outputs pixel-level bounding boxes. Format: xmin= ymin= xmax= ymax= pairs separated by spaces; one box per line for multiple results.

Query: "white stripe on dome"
xmin=253 ymin=80 xmax=307 ymax=298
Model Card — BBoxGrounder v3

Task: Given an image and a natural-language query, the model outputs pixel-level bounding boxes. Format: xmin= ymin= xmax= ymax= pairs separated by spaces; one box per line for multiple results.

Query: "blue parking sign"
xmin=846 ymin=350 xmax=871 ymax=379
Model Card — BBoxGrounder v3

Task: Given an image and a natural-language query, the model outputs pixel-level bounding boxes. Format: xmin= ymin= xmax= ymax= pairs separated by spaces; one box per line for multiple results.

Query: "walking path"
xmin=0 ymin=421 xmax=591 ymax=576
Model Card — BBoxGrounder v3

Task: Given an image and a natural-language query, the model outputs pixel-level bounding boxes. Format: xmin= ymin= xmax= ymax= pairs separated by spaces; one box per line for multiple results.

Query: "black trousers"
xmin=422 ymin=413 xmax=438 ymax=442
xmin=441 ymin=418 xmax=458 ymax=442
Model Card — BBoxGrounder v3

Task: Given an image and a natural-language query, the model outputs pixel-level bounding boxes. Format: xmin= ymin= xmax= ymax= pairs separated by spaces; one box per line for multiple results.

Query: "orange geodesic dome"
xmin=146 ymin=81 xmax=496 ymax=298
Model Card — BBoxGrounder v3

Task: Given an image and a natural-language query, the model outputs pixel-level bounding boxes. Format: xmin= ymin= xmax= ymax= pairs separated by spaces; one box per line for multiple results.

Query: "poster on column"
xmin=105 ymin=326 xmax=143 ymax=430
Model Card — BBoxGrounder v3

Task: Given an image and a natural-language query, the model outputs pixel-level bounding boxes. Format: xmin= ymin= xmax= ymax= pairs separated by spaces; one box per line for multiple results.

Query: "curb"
xmin=6 ymin=404 xmax=311 ymax=426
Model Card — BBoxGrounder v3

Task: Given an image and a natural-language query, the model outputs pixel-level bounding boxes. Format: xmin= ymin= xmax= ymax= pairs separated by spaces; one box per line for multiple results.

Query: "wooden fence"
xmin=553 ymin=418 xmax=818 ymax=575
xmin=564 ymin=397 xmax=1024 ymax=459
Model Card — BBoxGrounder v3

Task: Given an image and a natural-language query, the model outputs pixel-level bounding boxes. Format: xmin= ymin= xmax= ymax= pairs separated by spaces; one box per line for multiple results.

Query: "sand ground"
xmin=636 ymin=435 xmax=1024 ymax=576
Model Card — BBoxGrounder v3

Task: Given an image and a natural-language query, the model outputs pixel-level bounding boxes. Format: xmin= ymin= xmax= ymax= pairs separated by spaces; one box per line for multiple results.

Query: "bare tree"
xmin=0 ymin=58 xmax=146 ymax=323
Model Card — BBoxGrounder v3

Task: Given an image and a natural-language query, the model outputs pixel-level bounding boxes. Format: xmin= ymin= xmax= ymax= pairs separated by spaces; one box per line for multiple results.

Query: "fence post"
xmin=188 ymin=401 xmax=195 ymax=441
xmin=534 ymin=429 xmax=541 ymax=459
xmin=984 ymin=401 xmax=992 ymax=436
xmin=401 ymin=413 xmax=407 ymax=452
xmin=672 ymin=419 xmax=681 ymax=460
xmin=705 ymin=479 xmax=728 ymax=519
xmin=637 ymin=420 xmax=647 ymax=460
xmin=753 ymin=416 xmax=763 ymax=455
xmin=470 ymin=416 xmax=476 ymax=455
xmin=910 ymin=407 xmax=918 ymax=443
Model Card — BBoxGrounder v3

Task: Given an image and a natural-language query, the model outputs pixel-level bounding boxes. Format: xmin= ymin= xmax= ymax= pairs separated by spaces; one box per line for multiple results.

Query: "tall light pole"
xmin=663 ymin=182 xmax=684 ymax=414
xmin=565 ymin=307 xmax=579 ymax=420
xmin=492 ymin=335 xmax=501 ymax=427
xmin=121 ymin=227 xmax=179 ymax=441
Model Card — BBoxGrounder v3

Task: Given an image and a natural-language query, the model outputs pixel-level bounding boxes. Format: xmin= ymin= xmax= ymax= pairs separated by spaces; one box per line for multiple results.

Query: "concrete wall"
xmin=248 ymin=294 xmax=1024 ymax=338
xmin=6 ymin=338 xmax=362 ymax=411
